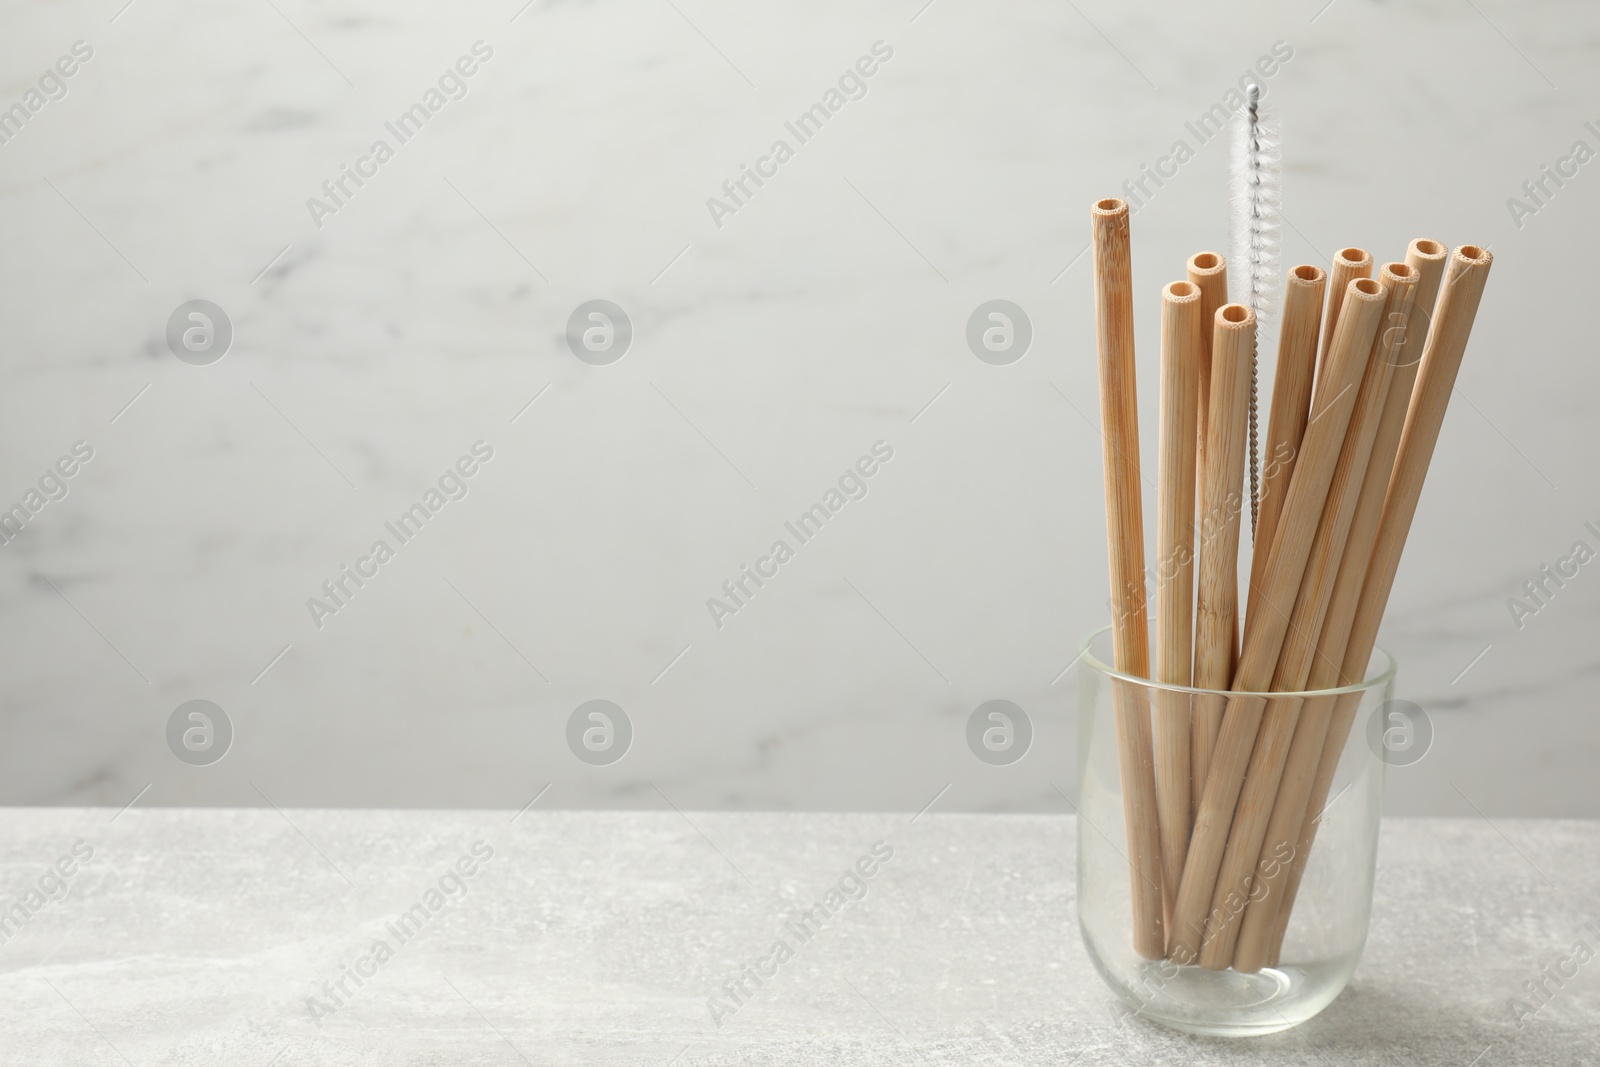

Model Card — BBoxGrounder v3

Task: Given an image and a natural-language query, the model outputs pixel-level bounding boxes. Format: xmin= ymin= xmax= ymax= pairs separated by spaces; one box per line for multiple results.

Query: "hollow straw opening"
xmin=1165 ymin=280 xmax=1200 ymax=299
xmin=1337 ymin=247 xmax=1370 ymax=265
xmin=1188 ymin=251 xmax=1226 ymax=276
xmin=1413 ymin=239 xmax=1445 ymax=257
xmin=1095 ymin=197 xmax=1126 ymax=213
xmin=1078 ymin=625 xmax=1397 ymax=698
xmin=1386 ymin=262 xmax=1414 ymax=279
xmin=1459 ymin=245 xmax=1486 ymax=260
xmin=1291 ymin=264 xmax=1323 ymax=282
xmin=1352 ymin=277 xmax=1383 ymax=296
xmin=1220 ymin=303 xmax=1251 ymax=323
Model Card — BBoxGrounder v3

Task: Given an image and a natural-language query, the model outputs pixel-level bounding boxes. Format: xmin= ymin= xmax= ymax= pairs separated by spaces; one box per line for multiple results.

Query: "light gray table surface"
xmin=1 ymin=809 xmax=1595 ymax=1065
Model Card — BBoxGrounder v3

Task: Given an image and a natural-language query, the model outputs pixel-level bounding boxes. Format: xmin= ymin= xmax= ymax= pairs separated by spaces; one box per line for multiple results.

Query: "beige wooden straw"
xmin=1198 ymin=264 xmax=1417 ymax=969
xmin=1238 ymin=240 xmax=1447 ymax=972
xmin=1244 ymin=265 xmax=1326 ymax=637
xmin=1167 ymin=277 xmax=1387 ymax=965
xmin=1154 ymin=280 xmax=1204 ymax=923
xmin=1314 ymin=248 xmax=1373 ymax=395
xmin=1188 ymin=252 xmax=1229 ymax=505
xmin=1091 ymin=198 xmax=1165 ymax=959
xmin=1188 ymin=302 xmax=1251 ymax=833
xmin=1261 ymin=242 xmax=1484 ymax=964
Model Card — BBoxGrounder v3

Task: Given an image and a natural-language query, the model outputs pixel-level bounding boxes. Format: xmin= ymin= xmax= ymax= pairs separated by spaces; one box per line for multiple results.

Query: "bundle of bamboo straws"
xmin=1090 ymin=196 xmax=1492 ymax=972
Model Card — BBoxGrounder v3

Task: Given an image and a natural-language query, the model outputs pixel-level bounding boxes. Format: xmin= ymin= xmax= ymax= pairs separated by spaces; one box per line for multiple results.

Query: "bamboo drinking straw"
xmin=1186 ymin=251 xmax=1232 ymax=827
xmin=1154 ymin=281 xmax=1204 ymax=922
xmin=1174 ymin=301 xmax=1253 ymax=960
xmin=1189 ymin=302 xmax=1250 ymax=828
xmin=1091 ymin=198 xmax=1165 ymax=959
xmin=1261 ymin=243 xmax=1486 ymax=963
xmin=1243 ymin=265 xmax=1326 ymax=636
xmin=1167 ymin=277 xmax=1386 ymax=964
xmin=1188 ymin=253 xmax=1229 ymax=498
xmin=1238 ymin=240 xmax=1447 ymax=971
xmin=1197 ymin=264 xmax=1417 ymax=969
xmin=1314 ymin=248 xmax=1373 ymax=395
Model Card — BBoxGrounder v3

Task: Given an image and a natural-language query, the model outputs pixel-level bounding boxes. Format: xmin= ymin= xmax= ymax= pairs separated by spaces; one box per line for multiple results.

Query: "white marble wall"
xmin=1 ymin=0 xmax=1595 ymax=815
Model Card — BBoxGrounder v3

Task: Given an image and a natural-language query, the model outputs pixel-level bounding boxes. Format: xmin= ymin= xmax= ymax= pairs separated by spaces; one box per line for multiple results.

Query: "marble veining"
xmin=0 ymin=0 xmax=1595 ymax=813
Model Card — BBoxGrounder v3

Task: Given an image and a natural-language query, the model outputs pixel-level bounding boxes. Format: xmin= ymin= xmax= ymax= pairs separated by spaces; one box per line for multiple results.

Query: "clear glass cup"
xmin=1075 ymin=626 xmax=1394 ymax=1036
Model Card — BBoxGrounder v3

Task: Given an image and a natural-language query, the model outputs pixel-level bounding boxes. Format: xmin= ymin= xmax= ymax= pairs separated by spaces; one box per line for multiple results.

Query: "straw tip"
xmin=1287 ymin=263 xmax=1325 ymax=287
xmin=1092 ymin=197 xmax=1128 ymax=218
xmin=1409 ymin=238 xmax=1447 ymax=261
xmin=1216 ymin=302 xmax=1255 ymax=328
xmin=1349 ymin=276 xmax=1385 ymax=300
xmin=1456 ymin=244 xmax=1492 ymax=267
xmin=1163 ymin=279 xmax=1201 ymax=304
xmin=1380 ymin=261 xmax=1417 ymax=285
xmin=1335 ymin=246 xmax=1373 ymax=269
xmin=1187 ymin=251 xmax=1226 ymax=276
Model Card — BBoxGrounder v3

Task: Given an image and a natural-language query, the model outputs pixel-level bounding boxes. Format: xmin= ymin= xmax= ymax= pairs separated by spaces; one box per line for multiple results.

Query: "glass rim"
xmin=1077 ymin=624 xmax=1396 ymax=699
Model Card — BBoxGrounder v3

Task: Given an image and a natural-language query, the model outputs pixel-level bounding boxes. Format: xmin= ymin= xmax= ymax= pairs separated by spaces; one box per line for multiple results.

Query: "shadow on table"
xmin=1113 ymin=977 xmax=1512 ymax=1063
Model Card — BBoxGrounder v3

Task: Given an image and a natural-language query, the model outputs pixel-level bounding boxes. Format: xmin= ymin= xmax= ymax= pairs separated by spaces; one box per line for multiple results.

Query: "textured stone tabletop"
xmin=1 ymin=810 xmax=1595 ymax=1065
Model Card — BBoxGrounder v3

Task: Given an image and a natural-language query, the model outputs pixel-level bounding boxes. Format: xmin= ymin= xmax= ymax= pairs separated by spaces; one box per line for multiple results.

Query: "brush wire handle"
xmin=1244 ymin=87 xmax=1263 ymax=539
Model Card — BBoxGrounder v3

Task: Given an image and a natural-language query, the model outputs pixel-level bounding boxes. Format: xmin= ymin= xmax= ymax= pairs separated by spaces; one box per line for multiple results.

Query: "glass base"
xmin=1083 ymin=924 xmax=1356 ymax=1036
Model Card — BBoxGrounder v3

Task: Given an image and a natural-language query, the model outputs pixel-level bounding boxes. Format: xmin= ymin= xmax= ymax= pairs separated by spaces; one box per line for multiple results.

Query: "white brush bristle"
xmin=1229 ymin=99 xmax=1281 ymax=331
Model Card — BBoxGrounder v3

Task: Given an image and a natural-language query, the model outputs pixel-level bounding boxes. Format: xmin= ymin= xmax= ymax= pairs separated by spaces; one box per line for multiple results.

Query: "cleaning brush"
xmin=1230 ymin=82 xmax=1281 ymax=539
